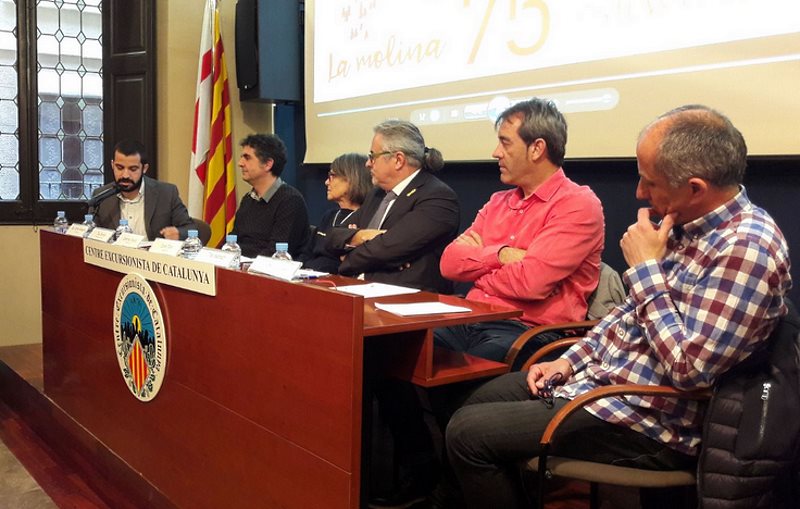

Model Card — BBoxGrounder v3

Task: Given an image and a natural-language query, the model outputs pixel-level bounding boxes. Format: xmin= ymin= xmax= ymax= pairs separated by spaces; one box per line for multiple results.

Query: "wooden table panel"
xmin=41 ymin=233 xmax=362 ymax=508
xmin=40 ymin=231 xmax=521 ymax=508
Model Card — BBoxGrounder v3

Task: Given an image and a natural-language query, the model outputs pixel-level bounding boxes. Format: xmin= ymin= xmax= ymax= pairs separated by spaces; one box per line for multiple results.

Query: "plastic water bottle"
xmin=82 ymin=214 xmax=96 ymax=237
xmin=271 ymin=242 xmax=293 ymax=261
xmin=182 ymin=229 xmax=203 ymax=259
xmin=220 ymin=234 xmax=242 ymax=269
xmin=114 ymin=218 xmax=133 ymax=241
xmin=53 ymin=210 xmax=68 ymax=234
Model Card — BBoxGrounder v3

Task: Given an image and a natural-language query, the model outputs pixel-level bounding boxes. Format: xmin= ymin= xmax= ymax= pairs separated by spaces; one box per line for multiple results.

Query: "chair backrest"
xmin=192 ymin=218 xmax=212 ymax=246
xmin=586 ymin=262 xmax=625 ymax=320
xmin=505 ymin=262 xmax=624 ymax=370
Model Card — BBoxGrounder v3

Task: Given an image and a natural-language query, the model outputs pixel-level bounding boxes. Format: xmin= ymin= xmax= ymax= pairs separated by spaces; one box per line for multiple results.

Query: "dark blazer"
xmin=93 ymin=176 xmax=195 ymax=240
xmin=327 ymin=170 xmax=459 ymax=293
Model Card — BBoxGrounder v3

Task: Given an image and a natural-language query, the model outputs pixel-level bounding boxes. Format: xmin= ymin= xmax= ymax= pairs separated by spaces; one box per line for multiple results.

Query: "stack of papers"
xmin=374 ymin=302 xmax=472 ymax=316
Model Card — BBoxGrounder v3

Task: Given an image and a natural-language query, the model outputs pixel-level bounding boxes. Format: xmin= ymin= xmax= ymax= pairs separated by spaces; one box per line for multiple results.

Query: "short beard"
xmin=116 ymin=177 xmax=143 ymax=192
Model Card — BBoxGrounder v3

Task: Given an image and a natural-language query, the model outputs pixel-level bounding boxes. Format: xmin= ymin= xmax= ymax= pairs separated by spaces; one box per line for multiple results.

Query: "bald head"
xmin=638 ymin=105 xmax=747 ymax=190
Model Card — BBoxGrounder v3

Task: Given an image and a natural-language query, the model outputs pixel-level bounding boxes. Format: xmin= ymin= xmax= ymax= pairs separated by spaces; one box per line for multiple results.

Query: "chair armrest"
xmin=504 ymin=320 xmax=599 ymax=367
xmin=520 ymin=337 xmax=581 ymax=371
xmin=540 ymin=384 xmax=712 ymax=445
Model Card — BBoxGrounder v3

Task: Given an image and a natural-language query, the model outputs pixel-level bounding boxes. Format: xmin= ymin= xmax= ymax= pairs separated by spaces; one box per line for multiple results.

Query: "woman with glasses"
xmin=301 ymin=152 xmax=372 ymax=273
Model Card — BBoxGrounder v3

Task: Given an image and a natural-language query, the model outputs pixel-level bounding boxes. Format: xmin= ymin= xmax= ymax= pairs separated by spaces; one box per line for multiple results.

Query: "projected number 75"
xmin=465 ymin=0 xmax=550 ymax=64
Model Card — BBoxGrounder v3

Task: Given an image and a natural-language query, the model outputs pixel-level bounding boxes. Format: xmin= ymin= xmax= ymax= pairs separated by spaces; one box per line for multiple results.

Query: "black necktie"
xmin=366 ymin=191 xmax=396 ymax=229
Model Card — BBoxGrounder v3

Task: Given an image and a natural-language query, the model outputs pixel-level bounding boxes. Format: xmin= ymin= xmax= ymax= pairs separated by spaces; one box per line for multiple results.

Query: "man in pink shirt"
xmin=436 ymin=98 xmax=605 ymax=362
xmin=373 ymin=99 xmax=605 ymax=508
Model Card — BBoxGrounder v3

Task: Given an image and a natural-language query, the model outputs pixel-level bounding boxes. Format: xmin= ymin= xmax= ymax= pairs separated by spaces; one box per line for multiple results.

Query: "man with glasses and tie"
xmin=327 ymin=119 xmax=459 ymax=293
xmin=326 ymin=120 xmax=459 ymax=507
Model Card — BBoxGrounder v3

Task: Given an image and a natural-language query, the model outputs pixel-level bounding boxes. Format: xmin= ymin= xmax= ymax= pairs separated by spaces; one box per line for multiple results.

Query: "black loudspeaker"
xmin=235 ymin=0 xmax=302 ymax=103
xmin=235 ymin=0 xmax=258 ymax=92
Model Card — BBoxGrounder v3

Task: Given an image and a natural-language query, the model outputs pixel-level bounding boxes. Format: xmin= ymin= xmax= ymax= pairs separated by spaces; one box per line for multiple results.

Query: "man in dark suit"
xmin=327 ymin=120 xmax=459 ymax=293
xmin=327 ymin=120 xmax=460 ymax=507
xmin=93 ymin=139 xmax=194 ymax=240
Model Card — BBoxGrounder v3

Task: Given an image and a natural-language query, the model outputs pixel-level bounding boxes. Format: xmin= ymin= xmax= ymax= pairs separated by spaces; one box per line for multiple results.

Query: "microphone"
xmin=88 ymin=182 xmax=121 ymax=209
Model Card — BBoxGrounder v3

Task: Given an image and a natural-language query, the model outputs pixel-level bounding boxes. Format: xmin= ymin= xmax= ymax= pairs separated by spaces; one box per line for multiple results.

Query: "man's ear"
xmin=263 ymin=158 xmax=275 ymax=174
xmin=687 ymin=177 xmax=709 ymax=203
xmin=528 ymin=138 xmax=547 ymax=163
xmin=142 ymin=163 xmax=150 ymax=175
xmin=393 ymin=151 xmax=406 ymax=170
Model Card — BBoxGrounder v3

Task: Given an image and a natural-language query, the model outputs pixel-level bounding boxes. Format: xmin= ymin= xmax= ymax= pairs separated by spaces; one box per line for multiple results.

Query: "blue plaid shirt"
xmin=557 ymin=188 xmax=792 ymax=455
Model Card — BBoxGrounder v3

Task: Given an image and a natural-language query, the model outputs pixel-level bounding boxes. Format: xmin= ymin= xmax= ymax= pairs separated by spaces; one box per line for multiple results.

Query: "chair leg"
xmin=590 ymin=482 xmax=599 ymax=509
xmin=536 ymin=472 xmax=545 ymax=509
xmin=536 ymin=457 xmax=548 ymax=509
xmin=640 ymin=486 xmax=697 ymax=509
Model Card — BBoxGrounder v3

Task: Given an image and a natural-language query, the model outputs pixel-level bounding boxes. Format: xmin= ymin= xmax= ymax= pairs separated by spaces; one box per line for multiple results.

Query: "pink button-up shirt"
xmin=440 ymin=169 xmax=604 ymax=326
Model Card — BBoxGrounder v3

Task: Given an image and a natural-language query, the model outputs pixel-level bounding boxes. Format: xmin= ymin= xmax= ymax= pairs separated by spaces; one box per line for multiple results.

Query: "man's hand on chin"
xmin=620 ymin=208 xmax=675 ymax=267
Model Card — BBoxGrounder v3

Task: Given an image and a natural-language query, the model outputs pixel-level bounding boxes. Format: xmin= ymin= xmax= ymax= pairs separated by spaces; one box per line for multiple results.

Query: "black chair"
xmin=191 ymin=217 xmax=212 ymax=246
xmin=522 ymin=307 xmax=800 ymax=509
xmin=504 ymin=262 xmax=625 ymax=371
xmin=524 ymin=370 xmax=707 ymax=509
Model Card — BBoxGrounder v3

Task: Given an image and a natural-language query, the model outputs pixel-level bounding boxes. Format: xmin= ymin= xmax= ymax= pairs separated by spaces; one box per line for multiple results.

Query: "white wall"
xmin=0 ymin=227 xmax=43 ymax=345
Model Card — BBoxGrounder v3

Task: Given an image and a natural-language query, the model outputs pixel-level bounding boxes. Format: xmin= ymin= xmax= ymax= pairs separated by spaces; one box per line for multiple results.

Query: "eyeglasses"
xmin=539 ymin=372 xmax=563 ymax=409
xmin=368 ymin=150 xmax=393 ymax=162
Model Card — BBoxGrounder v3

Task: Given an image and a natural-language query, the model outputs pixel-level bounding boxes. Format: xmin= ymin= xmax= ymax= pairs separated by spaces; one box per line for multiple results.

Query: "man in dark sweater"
xmin=230 ymin=134 xmax=310 ymax=258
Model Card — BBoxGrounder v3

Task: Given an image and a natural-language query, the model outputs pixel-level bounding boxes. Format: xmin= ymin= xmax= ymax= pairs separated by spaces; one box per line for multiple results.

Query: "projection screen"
xmin=304 ymin=0 xmax=800 ymax=163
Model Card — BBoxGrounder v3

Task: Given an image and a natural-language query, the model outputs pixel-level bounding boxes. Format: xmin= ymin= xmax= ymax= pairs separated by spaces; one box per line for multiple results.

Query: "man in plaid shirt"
xmin=442 ymin=105 xmax=792 ymax=509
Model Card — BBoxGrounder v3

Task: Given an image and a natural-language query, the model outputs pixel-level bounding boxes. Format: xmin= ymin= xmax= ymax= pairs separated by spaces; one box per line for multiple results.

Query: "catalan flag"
xmin=128 ymin=336 xmax=149 ymax=396
xmin=189 ymin=0 xmax=236 ymax=248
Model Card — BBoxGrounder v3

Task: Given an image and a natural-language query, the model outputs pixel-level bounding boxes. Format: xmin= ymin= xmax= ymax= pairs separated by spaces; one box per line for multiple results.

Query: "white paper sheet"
xmin=295 ymin=268 xmax=329 ymax=279
xmin=149 ymin=238 xmax=184 ymax=257
xmin=86 ymin=227 xmax=115 ymax=243
xmin=113 ymin=232 xmax=146 ymax=248
xmin=248 ymin=255 xmax=302 ymax=281
xmin=194 ymin=248 xmax=238 ymax=268
xmin=374 ymin=302 xmax=472 ymax=316
xmin=335 ymin=282 xmax=420 ymax=298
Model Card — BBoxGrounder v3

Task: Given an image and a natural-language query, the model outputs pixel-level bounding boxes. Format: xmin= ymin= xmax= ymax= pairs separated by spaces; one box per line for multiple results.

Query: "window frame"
xmin=1 ymin=0 xmax=156 ymax=225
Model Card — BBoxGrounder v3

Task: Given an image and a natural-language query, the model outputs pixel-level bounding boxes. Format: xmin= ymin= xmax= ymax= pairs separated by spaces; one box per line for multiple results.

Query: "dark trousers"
xmin=434 ymin=320 xmax=531 ymax=362
xmin=380 ymin=320 xmax=532 ymax=476
xmin=446 ymin=371 xmax=695 ymax=509
xmin=375 ymin=379 xmax=437 ymax=470
xmin=379 ymin=321 xmax=567 ymax=484
xmin=378 ymin=320 xmax=532 ymax=470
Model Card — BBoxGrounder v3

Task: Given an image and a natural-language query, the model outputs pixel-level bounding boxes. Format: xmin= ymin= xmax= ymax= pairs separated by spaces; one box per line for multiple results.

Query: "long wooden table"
xmin=40 ymin=231 xmax=519 ymax=508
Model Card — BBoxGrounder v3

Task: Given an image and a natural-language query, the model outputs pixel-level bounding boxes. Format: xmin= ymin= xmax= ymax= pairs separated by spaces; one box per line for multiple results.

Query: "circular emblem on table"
xmin=113 ymin=273 xmax=167 ymax=402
